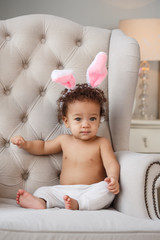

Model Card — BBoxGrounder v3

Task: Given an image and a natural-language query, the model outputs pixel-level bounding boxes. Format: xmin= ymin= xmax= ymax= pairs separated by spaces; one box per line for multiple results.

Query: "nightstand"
xmin=129 ymin=119 xmax=160 ymax=153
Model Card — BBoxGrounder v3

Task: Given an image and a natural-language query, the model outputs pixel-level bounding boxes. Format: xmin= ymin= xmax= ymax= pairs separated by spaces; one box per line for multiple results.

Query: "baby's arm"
xmin=100 ymin=138 xmax=120 ymax=194
xmin=10 ymin=135 xmax=63 ymax=155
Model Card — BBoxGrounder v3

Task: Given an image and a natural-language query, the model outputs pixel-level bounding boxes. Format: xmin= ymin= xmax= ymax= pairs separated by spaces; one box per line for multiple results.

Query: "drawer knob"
xmin=143 ymin=137 xmax=148 ymax=148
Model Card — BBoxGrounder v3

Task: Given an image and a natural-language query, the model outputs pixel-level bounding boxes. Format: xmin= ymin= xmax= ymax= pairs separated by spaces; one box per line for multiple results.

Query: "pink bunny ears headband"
xmin=51 ymin=52 xmax=107 ymax=89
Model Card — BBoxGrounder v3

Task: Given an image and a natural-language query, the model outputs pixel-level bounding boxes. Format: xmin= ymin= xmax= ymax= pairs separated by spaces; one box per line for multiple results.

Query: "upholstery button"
xmin=40 ymin=87 xmax=46 ymax=96
xmin=23 ymin=62 xmax=29 ymax=69
xmin=41 ymin=38 xmax=46 ymax=44
xmin=76 ymin=40 xmax=82 ymax=47
xmin=21 ymin=171 xmax=29 ymax=181
xmin=5 ymin=142 xmax=10 ymax=148
xmin=22 ymin=116 xmax=28 ymax=123
xmin=4 ymin=88 xmax=11 ymax=95
xmin=40 ymin=90 xmax=46 ymax=96
xmin=58 ymin=64 xmax=64 ymax=70
xmin=41 ymin=34 xmax=46 ymax=44
xmin=6 ymin=34 xmax=11 ymax=41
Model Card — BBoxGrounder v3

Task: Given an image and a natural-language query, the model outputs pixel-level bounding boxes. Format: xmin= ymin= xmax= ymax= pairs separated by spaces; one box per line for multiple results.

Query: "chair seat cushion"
xmin=0 ymin=198 xmax=160 ymax=240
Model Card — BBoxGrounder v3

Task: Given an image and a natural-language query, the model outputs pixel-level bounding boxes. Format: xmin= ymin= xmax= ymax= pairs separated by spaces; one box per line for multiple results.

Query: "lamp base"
xmin=138 ymin=61 xmax=149 ymax=119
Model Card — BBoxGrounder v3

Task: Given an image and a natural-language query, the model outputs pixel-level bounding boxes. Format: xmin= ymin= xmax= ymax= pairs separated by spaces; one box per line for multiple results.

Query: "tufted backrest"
xmin=0 ymin=14 xmax=140 ymax=199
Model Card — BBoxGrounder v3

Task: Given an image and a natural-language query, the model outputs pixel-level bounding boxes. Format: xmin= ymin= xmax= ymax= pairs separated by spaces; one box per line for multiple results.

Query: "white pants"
xmin=34 ymin=181 xmax=115 ymax=210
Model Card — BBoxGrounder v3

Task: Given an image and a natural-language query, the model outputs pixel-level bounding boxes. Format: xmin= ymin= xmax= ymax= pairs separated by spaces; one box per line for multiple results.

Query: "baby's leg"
xmin=33 ymin=186 xmax=65 ymax=209
xmin=63 ymin=195 xmax=79 ymax=210
xmin=16 ymin=189 xmax=46 ymax=209
xmin=78 ymin=181 xmax=115 ymax=210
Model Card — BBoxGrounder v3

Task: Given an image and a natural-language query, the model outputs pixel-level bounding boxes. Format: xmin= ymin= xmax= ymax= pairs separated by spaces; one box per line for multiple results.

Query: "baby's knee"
xmin=97 ymin=181 xmax=108 ymax=190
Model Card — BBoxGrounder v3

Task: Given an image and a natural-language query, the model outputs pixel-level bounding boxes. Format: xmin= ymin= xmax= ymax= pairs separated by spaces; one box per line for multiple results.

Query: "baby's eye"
xmin=90 ymin=117 xmax=96 ymax=121
xmin=75 ymin=117 xmax=81 ymax=121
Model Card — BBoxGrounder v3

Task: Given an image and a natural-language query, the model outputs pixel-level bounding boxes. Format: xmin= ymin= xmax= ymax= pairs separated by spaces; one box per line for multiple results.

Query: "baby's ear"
xmin=62 ymin=116 xmax=69 ymax=128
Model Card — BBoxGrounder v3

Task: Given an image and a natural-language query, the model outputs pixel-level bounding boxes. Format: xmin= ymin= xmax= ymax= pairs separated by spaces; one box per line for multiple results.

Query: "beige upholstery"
xmin=0 ymin=14 xmax=111 ymax=198
xmin=0 ymin=14 xmax=139 ymax=198
xmin=0 ymin=14 xmax=160 ymax=240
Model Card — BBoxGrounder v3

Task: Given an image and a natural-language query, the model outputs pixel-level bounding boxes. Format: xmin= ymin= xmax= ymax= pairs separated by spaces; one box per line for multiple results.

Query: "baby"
xmin=10 ymin=52 xmax=120 ymax=211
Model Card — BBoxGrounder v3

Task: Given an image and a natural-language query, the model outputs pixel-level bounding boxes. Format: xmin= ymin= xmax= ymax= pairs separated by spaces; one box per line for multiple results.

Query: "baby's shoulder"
xmin=58 ymin=134 xmax=72 ymax=142
xmin=97 ymin=136 xmax=111 ymax=147
xmin=55 ymin=134 xmax=73 ymax=147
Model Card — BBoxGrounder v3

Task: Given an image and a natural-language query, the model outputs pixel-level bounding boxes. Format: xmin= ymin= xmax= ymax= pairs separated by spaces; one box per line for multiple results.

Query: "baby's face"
xmin=63 ymin=100 xmax=100 ymax=141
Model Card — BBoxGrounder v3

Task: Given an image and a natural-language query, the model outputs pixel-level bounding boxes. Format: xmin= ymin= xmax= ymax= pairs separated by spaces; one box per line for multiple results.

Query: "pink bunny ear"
xmin=87 ymin=52 xmax=107 ymax=87
xmin=51 ymin=69 xmax=76 ymax=89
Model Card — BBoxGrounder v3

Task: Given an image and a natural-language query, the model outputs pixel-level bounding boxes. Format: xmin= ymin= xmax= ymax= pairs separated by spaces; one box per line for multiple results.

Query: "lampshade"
xmin=119 ymin=19 xmax=160 ymax=61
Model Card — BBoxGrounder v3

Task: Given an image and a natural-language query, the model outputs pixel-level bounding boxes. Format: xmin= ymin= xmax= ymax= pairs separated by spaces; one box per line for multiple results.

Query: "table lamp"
xmin=119 ymin=19 xmax=160 ymax=119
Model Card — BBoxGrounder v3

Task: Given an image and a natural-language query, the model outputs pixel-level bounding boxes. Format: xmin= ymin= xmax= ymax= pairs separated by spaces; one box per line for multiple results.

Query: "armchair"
xmin=0 ymin=14 xmax=160 ymax=240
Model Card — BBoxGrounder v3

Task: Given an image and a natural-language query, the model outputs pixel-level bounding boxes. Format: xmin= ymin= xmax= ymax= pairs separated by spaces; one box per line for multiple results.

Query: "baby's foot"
xmin=16 ymin=189 xmax=46 ymax=209
xmin=63 ymin=195 xmax=79 ymax=210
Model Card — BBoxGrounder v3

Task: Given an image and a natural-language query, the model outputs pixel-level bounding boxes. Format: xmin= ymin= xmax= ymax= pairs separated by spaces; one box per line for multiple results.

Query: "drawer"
xmin=129 ymin=128 xmax=160 ymax=153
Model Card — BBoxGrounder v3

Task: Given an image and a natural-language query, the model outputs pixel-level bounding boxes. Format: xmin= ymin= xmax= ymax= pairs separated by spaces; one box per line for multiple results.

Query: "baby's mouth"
xmin=80 ymin=131 xmax=90 ymax=134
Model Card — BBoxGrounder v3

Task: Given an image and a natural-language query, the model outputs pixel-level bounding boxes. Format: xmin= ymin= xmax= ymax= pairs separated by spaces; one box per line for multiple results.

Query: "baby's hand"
xmin=104 ymin=177 xmax=120 ymax=195
xmin=10 ymin=136 xmax=26 ymax=149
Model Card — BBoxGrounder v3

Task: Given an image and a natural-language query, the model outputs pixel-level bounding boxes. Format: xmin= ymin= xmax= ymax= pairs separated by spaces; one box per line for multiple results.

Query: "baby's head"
xmin=57 ymin=83 xmax=107 ymax=122
xmin=52 ymin=52 xmax=108 ymax=124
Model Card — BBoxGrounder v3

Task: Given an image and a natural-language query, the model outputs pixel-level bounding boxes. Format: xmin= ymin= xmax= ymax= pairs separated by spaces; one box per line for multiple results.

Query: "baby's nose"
xmin=82 ymin=120 xmax=90 ymax=127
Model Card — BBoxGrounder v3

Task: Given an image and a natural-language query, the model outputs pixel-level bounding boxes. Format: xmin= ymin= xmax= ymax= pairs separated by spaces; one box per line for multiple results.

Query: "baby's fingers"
xmin=16 ymin=139 xmax=23 ymax=146
xmin=10 ymin=137 xmax=17 ymax=145
xmin=108 ymin=184 xmax=120 ymax=195
xmin=113 ymin=188 xmax=120 ymax=195
xmin=108 ymin=187 xmax=119 ymax=195
xmin=10 ymin=136 xmax=24 ymax=148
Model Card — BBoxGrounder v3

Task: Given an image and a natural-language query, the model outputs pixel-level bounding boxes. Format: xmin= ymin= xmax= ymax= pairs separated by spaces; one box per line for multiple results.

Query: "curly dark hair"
xmin=57 ymin=83 xmax=107 ymax=122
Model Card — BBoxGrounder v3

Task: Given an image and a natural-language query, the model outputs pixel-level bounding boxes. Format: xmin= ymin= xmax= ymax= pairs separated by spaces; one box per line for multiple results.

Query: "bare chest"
xmin=60 ymin=137 xmax=106 ymax=185
xmin=62 ymin=141 xmax=101 ymax=165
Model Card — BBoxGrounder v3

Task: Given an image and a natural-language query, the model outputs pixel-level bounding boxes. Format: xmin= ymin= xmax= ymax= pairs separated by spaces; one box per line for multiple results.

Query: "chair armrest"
xmin=113 ymin=151 xmax=160 ymax=220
